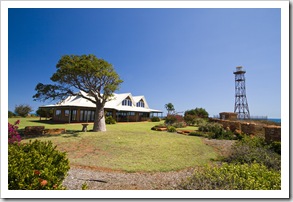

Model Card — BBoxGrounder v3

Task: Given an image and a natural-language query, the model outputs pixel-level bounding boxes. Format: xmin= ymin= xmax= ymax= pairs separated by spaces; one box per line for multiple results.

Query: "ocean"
xmin=267 ymin=118 xmax=281 ymax=124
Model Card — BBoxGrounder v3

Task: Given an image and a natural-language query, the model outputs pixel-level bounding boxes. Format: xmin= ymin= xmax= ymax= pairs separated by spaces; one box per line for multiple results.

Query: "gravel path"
xmin=62 ymin=138 xmax=235 ymax=190
xmin=62 ymin=166 xmax=195 ymax=190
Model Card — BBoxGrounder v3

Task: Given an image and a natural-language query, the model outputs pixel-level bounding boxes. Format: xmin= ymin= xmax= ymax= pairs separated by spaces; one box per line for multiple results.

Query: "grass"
xmin=10 ymin=118 xmax=218 ymax=172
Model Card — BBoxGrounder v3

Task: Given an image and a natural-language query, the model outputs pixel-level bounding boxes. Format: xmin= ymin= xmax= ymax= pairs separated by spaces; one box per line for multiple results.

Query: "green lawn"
xmin=10 ymin=118 xmax=218 ymax=172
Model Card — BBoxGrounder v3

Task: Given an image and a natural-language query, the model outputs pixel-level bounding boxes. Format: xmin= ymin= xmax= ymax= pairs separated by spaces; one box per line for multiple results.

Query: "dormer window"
xmin=136 ymin=100 xmax=145 ymax=108
xmin=122 ymin=98 xmax=132 ymax=106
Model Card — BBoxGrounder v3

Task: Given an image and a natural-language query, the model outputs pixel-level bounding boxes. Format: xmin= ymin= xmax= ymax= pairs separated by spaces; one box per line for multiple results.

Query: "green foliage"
xmin=183 ymin=114 xmax=197 ymax=126
xmin=198 ymin=122 xmax=235 ymax=140
xmin=8 ymin=111 xmax=15 ymax=118
xmin=165 ymin=103 xmax=175 ymax=115
xmin=178 ymin=163 xmax=281 ymax=190
xmin=33 ymin=54 xmax=123 ymax=132
xmin=151 ymin=117 xmax=160 ymax=122
xmin=268 ymin=141 xmax=281 ymax=155
xmin=188 ymin=131 xmax=208 ymax=137
xmin=105 ymin=116 xmax=116 ymax=124
xmin=36 ymin=108 xmax=53 ymax=118
xmin=184 ymin=108 xmax=209 ymax=119
xmin=172 ymin=122 xmax=187 ymax=128
xmin=225 ymin=136 xmax=281 ymax=171
xmin=14 ymin=104 xmax=33 ymax=117
xmin=81 ymin=182 xmax=89 ymax=190
xmin=9 ymin=140 xmax=70 ymax=190
xmin=167 ymin=126 xmax=177 ymax=132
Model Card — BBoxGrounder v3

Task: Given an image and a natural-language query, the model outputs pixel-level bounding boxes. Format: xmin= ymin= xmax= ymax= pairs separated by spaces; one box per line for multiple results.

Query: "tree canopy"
xmin=14 ymin=104 xmax=33 ymax=117
xmin=184 ymin=107 xmax=209 ymax=119
xmin=33 ymin=54 xmax=123 ymax=132
xmin=165 ymin=103 xmax=175 ymax=115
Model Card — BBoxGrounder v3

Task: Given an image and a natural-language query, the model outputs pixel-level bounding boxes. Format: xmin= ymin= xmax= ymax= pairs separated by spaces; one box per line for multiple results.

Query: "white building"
xmin=40 ymin=91 xmax=162 ymax=122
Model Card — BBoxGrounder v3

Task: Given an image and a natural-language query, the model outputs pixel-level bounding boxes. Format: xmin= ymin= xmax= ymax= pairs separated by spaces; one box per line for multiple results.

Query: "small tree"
xmin=36 ymin=108 xmax=53 ymax=120
xmin=184 ymin=108 xmax=209 ymax=119
xmin=14 ymin=104 xmax=33 ymax=117
xmin=8 ymin=111 xmax=15 ymax=118
xmin=33 ymin=54 xmax=123 ymax=132
xmin=165 ymin=103 xmax=175 ymax=115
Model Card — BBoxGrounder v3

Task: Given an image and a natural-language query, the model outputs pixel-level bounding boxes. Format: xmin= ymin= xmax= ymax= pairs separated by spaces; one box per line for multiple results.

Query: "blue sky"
xmin=8 ymin=8 xmax=281 ymax=118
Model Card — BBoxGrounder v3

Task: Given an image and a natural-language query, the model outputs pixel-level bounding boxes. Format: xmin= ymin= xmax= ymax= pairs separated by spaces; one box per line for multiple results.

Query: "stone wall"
xmin=264 ymin=126 xmax=281 ymax=142
xmin=209 ymin=118 xmax=281 ymax=142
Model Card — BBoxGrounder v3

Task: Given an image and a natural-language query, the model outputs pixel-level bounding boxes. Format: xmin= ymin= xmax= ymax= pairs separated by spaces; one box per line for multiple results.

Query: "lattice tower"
xmin=233 ymin=66 xmax=250 ymax=119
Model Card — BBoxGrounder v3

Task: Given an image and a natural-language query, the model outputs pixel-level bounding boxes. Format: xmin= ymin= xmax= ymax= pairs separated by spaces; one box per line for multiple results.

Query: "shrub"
xmin=8 ymin=111 xmax=15 ymax=118
xmin=184 ymin=108 xmax=209 ymax=119
xmin=167 ymin=126 xmax=177 ymax=132
xmin=8 ymin=120 xmax=21 ymax=144
xmin=36 ymin=108 xmax=53 ymax=119
xmin=184 ymin=114 xmax=197 ymax=126
xmin=172 ymin=121 xmax=187 ymax=128
xmin=105 ymin=116 xmax=116 ymax=124
xmin=198 ymin=122 xmax=235 ymax=140
xmin=225 ymin=136 xmax=281 ymax=171
xmin=165 ymin=115 xmax=186 ymax=128
xmin=14 ymin=104 xmax=33 ymax=117
xmin=194 ymin=118 xmax=207 ymax=126
xmin=8 ymin=140 xmax=70 ymax=190
xmin=151 ymin=117 xmax=160 ymax=122
xmin=178 ymin=163 xmax=281 ymax=190
xmin=268 ymin=141 xmax=281 ymax=155
xmin=188 ymin=131 xmax=207 ymax=137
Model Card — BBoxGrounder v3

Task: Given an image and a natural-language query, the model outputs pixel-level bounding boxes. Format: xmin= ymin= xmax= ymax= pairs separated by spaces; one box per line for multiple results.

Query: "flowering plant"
xmin=8 ymin=120 xmax=21 ymax=144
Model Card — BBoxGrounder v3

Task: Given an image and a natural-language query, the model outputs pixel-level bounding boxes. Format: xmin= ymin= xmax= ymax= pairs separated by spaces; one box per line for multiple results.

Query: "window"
xmin=64 ymin=110 xmax=70 ymax=116
xmin=55 ymin=110 xmax=61 ymax=116
xmin=90 ymin=111 xmax=95 ymax=121
xmin=71 ymin=110 xmax=77 ymax=121
xmin=136 ymin=100 xmax=145 ymax=108
xmin=106 ymin=111 xmax=113 ymax=117
xmin=80 ymin=110 xmax=84 ymax=121
xmin=55 ymin=110 xmax=61 ymax=120
xmin=122 ymin=98 xmax=132 ymax=106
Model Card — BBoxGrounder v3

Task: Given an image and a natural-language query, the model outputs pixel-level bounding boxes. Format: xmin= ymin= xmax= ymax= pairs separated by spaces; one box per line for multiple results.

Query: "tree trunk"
xmin=93 ymin=104 xmax=106 ymax=132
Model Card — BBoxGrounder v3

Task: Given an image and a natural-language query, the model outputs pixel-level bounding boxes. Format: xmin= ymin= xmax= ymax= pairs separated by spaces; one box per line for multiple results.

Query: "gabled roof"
xmin=42 ymin=91 xmax=161 ymax=113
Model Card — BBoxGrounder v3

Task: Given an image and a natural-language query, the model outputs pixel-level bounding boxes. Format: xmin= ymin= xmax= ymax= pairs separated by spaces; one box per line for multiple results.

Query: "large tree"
xmin=33 ymin=54 xmax=123 ymax=132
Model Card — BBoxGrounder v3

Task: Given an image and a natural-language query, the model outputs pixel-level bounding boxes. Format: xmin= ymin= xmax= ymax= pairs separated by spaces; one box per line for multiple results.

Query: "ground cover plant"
xmin=12 ymin=118 xmax=218 ymax=172
xmin=224 ymin=136 xmax=281 ymax=171
xmin=178 ymin=162 xmax=281 ymax=190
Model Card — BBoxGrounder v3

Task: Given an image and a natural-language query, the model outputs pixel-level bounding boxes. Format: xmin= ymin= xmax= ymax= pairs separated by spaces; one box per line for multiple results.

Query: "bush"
xmin=8 ymin=111 xmax=15 ymax=118
xmin=172 ymin=122 xmax=187 ymax=128
xmin=151 ymin=117 xmax=160 ymax=122
xmin=165 ymin=115 xmax=186 ymax=128
xmin=184 ymin=114 xmax=197 ymax=126
xmin=14 ymin=104 xmax=33 ymax=117
xmin=198 ymin=122 xmax=235 ymax=140
xmin=9 ymin=140 xmax=70 ymax=190
xmin=184 ymin=108 xmax=209 ymax=119
xmin=105 ymin=116 xmax=116 ymax=124
xmin=188 ymin=131 xmax=208 ymax=137
xmin=225 ymin=136 xmax=281 ymax=171
xmin=8 ymin=120 xmax=21 ymax=144
xmin=178 ymin=163 xmax=281 ymax=190
xmin=268 ymin=141 xmax=281 ymax=155
xmin=167 ymin=126 xmax=177 ymax=132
